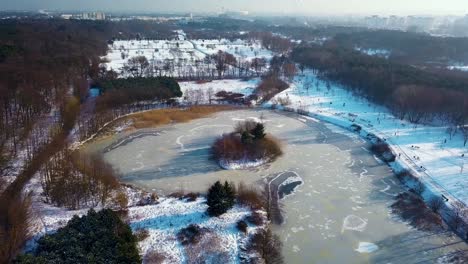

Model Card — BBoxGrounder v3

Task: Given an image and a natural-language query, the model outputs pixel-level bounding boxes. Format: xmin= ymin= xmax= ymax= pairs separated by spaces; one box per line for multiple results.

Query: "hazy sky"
xmin=1 ymin=0 xmax=467 ymax=15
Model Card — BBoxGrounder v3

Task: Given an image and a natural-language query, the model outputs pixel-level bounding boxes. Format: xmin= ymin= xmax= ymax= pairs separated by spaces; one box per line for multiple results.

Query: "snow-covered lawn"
xmin=129 ymin=198 xmax=260 ymax=263
xmin=268 ymin=70 xmax=468 ymax=207
xmin=102 ymin=30 xmax=273 ymax=78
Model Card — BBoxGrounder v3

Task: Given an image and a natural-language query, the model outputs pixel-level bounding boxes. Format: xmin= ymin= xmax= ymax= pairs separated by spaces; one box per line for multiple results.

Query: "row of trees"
xmin=40 ymin=148 xmax=122 ymax=209
xmin=118 ymin=51 xmax=269 ymax=80
xmin=0 ymin=19 xmax=110 ymax=173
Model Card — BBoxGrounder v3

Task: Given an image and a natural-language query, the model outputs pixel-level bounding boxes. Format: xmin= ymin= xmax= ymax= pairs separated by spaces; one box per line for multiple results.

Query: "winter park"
xmin=2 ymin=1 xmax=468 ymax=264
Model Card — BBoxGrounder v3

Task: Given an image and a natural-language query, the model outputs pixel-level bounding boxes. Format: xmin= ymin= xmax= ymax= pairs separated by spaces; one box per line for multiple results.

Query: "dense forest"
xmin=0 ymin=19 xmax=184 ymax=263
xmin=333 ymin=30 xmax=468 ymax=65
xmin=0 ymin=19 xmax=113 ymax=262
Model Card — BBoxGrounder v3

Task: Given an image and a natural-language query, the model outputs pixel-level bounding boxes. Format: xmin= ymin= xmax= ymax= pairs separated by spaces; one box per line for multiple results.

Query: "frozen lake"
xmin=89 ymin=109 xmax=467 ymax=263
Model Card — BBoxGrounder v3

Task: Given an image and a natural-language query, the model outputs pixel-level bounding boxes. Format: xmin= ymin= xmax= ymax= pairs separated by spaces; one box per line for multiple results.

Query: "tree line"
xmin=333 ymin=30 xmax=468 ymax=66
xmin=292 ymin=43 xmax=468 ymax=143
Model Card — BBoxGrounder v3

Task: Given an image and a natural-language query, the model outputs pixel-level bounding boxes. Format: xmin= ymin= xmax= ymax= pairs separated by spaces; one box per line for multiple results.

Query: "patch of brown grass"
xmin=125 ymin=106 xmax=236 ymax=129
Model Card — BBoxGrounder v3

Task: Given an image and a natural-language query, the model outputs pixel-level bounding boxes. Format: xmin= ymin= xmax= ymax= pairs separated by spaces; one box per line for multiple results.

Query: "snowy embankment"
xmin=267 ymin=70 xmax=468 ymax=222
xmin=219 ymin=158 xmax=267 ymax=170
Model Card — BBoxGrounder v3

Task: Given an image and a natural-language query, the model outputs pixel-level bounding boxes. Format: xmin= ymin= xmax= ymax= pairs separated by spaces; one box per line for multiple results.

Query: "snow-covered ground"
xmin=103 ymin=30 xmax=274 ymax=77
xmin=268 ymin=70 xmax=468 ymax=207
xmin=26 ymin=171 xmax=263 ymax=264
xmin=129 ymin=198 xmax=261 ymax=263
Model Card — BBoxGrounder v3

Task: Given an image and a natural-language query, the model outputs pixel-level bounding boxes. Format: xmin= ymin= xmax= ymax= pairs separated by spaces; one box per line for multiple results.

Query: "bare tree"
xmin=123 ymin=56 xmax=150 ymax=77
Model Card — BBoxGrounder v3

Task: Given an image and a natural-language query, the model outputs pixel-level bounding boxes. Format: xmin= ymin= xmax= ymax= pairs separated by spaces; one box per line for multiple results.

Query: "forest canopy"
xmin=15 ymin=209 xmax=140 ymax=264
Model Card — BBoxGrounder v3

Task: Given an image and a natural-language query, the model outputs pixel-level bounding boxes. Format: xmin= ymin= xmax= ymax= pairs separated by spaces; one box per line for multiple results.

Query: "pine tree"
xmin=206 ymin=181 xmax=236 ymax=217
xmin=241 ymin=131 xmax=254 ymax=144
xmin=251 ymin=123 xmax=266 ymax=140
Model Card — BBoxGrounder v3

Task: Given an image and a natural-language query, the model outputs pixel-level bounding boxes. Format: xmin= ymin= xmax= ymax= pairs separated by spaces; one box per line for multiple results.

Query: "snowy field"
xmin=268 ymin=70 xmax=468 ymax=206
xmin=103 ymin=30 xmax=274 ymax=77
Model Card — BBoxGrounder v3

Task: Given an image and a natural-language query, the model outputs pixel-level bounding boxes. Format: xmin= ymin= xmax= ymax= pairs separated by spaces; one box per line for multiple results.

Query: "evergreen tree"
xmin=251 ymin=123 xmax=266 ymax=140
xmin=241 ymin=131 xmax=254 ymax=144
xmin=206 ymin=181 xmax=236 ymax=217
xmin=15 ymin=209 xmax=140 ymax=264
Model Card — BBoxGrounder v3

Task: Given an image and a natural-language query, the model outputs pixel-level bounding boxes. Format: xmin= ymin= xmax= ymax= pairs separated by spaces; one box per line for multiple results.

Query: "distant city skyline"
xmin=1 ymin=0 xmax=467 ymax=16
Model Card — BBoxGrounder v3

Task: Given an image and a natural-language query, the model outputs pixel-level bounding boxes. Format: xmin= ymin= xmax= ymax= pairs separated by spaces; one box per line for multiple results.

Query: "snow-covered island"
xmin=211 ymin=119 xmax=283 ymax=170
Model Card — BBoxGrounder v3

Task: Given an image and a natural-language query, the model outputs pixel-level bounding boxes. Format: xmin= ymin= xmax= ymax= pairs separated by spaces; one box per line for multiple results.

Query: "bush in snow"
xmin=370 ymin=141 xmax=395 ymax=162
xmin=134 ymin=228 xmax=150 ymax=242
xmin=143 ymin=251 xmax=166 ymax=264
xmin=177 ymin=224 xmax=205 ymax=245
xmin=206 ymin=181 xmax=236 ymax=217
xmin=237 ymin=182 xmax=265 ymax=210
xmin=427 ymin=196 xmax=445 ymax=213
xmin=237 ymin=220 xmax=248 ymax=233
xmin=247 ymin=228 xmax=284 ymax=264
xmin=246 ymin=211 xmax=265 ymax=226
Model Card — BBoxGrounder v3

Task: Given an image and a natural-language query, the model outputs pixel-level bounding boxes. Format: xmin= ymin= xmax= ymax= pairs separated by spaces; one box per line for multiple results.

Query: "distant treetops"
xmin=211 ymin=119 xmax=282 ymax=169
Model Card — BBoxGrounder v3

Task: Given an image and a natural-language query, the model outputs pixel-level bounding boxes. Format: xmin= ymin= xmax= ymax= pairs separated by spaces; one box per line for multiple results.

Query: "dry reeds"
xmin=237 ymin=182 xmax=265 ymax=210
xmin=125 ymin=105 xmax=235 ymax=129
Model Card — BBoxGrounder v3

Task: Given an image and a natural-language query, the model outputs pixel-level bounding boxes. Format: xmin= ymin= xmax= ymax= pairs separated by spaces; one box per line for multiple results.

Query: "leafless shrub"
xmin=411 ymin=181 xmax=426 ymax=196
xmin=134 ymin=228 xmax=150 ymax=242
xmin=183 ymin=231 xmax=230 ymax=264
xmin=168 ymin=191 xmax=185 ymax=199
xmin=237 ymin=220 xmax=248 ymax=233
xmin=0 ymin=192 xmax=33 ymax=263
xmin=183 ymin=192 xmax=200 ymax=202
xmin=246 ymin=211 xmax=265 ymax=226
xmin=143 ymin=250 xmax=166 ymax=264
xmin=391 ymin=192 xmax=443 ymax=231
xmin=448 ymin=201 xmax=467 ymax=231
xmin=428 ymin=196 xmax=445 ymax=213
xmin=395 ymin=170 xmax=411 ymax=181
xmin=237 ymin=182 xmax=265 ymax=210
xmin=370 ymin=142 xmax=395 ymax=162
xmin=247 ymin=228 xmax=284 ymax=264
xmin=177 ymin=224 xmax=205 ymax=245
xmin=274 ymin=97 xmax=292 ymax=107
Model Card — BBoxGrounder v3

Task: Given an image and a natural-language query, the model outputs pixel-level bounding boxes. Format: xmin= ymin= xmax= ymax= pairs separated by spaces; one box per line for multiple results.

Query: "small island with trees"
xmin=211 ymin=120 xmax=283 ymax=170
